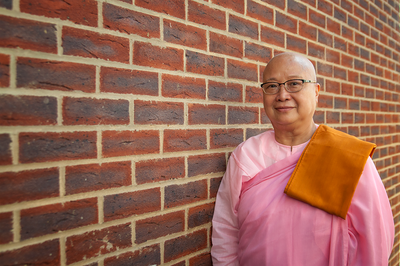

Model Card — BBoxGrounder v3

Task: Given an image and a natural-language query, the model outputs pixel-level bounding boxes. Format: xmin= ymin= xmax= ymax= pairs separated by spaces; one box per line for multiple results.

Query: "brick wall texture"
xmin=0 ymin=0 xmax=399 ymax=265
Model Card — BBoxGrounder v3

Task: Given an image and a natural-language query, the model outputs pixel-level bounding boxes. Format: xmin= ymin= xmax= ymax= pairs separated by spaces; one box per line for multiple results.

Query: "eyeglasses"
xmin=260 ymin=79 xmax=317 ymax=95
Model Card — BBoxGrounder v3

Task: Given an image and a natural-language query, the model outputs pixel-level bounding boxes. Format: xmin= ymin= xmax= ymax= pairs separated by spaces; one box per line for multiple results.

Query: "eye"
xmin=266 ymin=83 xmax=278 ymax=89
xmin=287 ymin=80 xmax=301 ymax=86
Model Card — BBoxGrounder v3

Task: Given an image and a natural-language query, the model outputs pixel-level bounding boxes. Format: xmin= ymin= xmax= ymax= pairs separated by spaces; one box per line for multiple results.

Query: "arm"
xmin=347 ymin=157 xmax=395 ymax=265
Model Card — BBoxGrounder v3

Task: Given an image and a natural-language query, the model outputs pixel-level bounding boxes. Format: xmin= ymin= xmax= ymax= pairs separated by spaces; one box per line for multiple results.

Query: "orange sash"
xmin=284 ymin=125 xmax=376 ymax=219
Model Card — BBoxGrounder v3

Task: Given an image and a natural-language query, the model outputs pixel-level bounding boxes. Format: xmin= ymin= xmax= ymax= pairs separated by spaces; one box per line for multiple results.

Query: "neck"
xmin=273 ymin=121 xmax=316 ymax=147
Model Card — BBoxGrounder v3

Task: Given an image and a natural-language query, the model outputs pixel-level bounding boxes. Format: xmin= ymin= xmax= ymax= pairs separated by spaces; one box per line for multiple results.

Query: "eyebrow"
xmin=264 ymin=76 xmax=303 ymax=82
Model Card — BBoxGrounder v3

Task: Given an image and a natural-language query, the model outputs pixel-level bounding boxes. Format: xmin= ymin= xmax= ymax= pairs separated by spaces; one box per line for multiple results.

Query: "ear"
xmin=315 ymin=83 xmax=320 ymax=102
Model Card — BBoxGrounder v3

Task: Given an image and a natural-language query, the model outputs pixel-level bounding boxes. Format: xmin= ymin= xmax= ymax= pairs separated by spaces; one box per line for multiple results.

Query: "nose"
xmin=276 ymin=84 xmax=291 ymax=101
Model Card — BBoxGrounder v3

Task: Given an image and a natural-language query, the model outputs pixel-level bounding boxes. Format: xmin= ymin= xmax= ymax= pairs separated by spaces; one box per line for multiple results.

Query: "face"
xmin=262 ymin=54 xmax=320 ymax=129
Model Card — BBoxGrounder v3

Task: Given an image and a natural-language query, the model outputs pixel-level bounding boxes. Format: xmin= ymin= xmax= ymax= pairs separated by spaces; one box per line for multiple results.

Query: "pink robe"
xmin=211 ymin=129 xmax=394 ymax=266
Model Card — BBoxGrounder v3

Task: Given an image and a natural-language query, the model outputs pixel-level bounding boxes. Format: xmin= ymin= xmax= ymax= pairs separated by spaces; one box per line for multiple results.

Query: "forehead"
xmin=263 ymin=55 xmax=313 ymax=80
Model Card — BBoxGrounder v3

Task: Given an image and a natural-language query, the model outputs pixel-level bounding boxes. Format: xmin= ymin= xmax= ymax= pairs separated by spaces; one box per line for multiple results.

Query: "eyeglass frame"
xmin=260 ymin=79 xmax=317 ymax=95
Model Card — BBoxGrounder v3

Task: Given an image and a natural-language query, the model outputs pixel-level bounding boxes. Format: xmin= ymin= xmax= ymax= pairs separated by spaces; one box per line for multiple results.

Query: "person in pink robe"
xmin=211 ymin=53 xmax=394 ymax=265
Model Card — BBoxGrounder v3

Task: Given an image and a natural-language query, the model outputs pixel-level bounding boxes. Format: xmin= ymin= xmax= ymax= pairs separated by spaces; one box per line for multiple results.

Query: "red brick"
xmin=317 ymin=62 xmax=332 ymax=77
xmin=308 ymin=42 xmax=325 ymax=60
xmin=299 ymin=21 xmax=317 ymax=41
xmin=0 ymin=212 xmax=12 ymax=244
xmin=65 ymin=161 xmax=131 ymax=195
xmin=164 ymin=19 xmax=206 ymax=50
xmin=275 ymin=11 xmax=297 ymax=33
xmin=326 ymin=49 xmax=340 ymax=64
xmin=288 ymin=0 xmax=307 ymax=19
xmin=136 ymin=0 xmax=185 ymax=19
xmin=348 ymin=126 xmax=359 ymax=137
xmin=133 ymin=41 xmax=183 ymax=70
xmin=0 ymin=239 xmax=60 ymax=265
xmin=17 ymin=57 xmax=95 ymax=93
xmin=162 ymin=74 xmax=206 ymax=99
xmin=0 ymin=0 xmax=12 ymax=9
xmin=227 ymin=59 xmax=257 ymax=81
xmin=20 ymin=198 xmax=97 ymax=239
xmin=102 ymin=130 xmax=159 ymax=158
xmin=188 ymin=1 xmax=225 ymax=30
xmin=309 ymin=9 xmax=326 ymax=28
xmin=229 ymin=14 xmax=258 ymax=40
xmin=326 ymin=111 xmax=340 ymax=123
xmin=0 ymin=54 xmax=9 ymax=87
xmin=318 ymin=0 xmax=333 ymax=15
xmin=134 ymin=100 xmax=184 ymax=125
xmin=334 ymin=97 xmax=347 ymax=109
xmin=245 ymin=42 xmax=272 ymax=62
xmin=349 ymin=99 xmax=360 ymax=110
xmin=103 ymin=3 xmax=159 ymax=38
xmin=261 ymin=26 xmax=284 ymax=48
xmin=208 ymin=81 xmax=242 ymax=102
xmin=210 ymin=32 xmax=243 ymax=58
xmin=0 ymin=168 xmax=58 ymax=205
xmin=136 ymin=211 xmax=184 ymax=243
xmin=326 ymin=80 xmax=340 ymax=94
xmin=164 ymin=229 xmax=208 ymax=262
xmin=188 ymin=153 xmax=226 ymax=177
xmin=190 ymin=252 xmax=212 ymax=266
xmin=287 ymin=35 xmax=306 ymax=53
xmin=100 ymin=67 xmax=158 ymax=96
xmin=0 ymin=134 xmax=11 ymax=165
xmin=341 ymin=112 xmax=353 ymax=123
xmin=66 ymin=223 xmax=131 ymax=264
xmin=361 ymin=100 xmax=370 ymax=111
xmin=228 ymin=106 xmax=259 ymax=124
xmin=188 ymin=203 xmax=215 ymax=229
xmin=21 ymin=0 xmax=97 ymax=26
xmin=355 ymin=113 xmax=365 ymax=123
xmin=210 ymin=177 xmax=222 ymax=198
xmin=210 ymin=128 xmax=243 ymax=149
xmin=334 ymin=66 xmax=347 ymax=80
xmin=19 ymin=131 xmax=96 ymax=163
xmin=213 ymin=0 xmax=244 ymax=13
xmin=246 ymin=86 xmax=263 ymax=103
xmin=188 ymin=103 xmax=225 ymax=125
xmin=186 ymin=50 xmax=224 ymax=76
xmin=334 ymin=37 xmax=347 ymax=52
xmin=348 ymin=70 xmax=359 ymax=83
xmin=318 ymin=29 xmax=333 ymax=47
xmin=104 ymin=188 xmax=160 ymax=222
xmin=313 ymin=110 xmax=325 ymax=124
xmin=348 ymin=43 xmax=360 ymax=56
xmin=0 ymin=15 xmax=57 ymax=53
xmin=104 ymin=244 xmax=160 ymax=266
xmin=63 ymin=97 xmax=129 ymax=125
xmin=318 ymin=94 xmax=333 ymax=108
xmin=164 ymin=130 xmax=206 ymax=153
xmin=247 ymin=0 xmax=273 ymax=24
xmin=136 ymin=157 xmax=185 ymax=184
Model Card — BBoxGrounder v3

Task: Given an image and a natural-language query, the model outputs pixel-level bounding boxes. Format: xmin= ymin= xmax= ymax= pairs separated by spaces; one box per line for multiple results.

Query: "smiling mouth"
xmin=275 ymin=107 xmax=294 ymax=111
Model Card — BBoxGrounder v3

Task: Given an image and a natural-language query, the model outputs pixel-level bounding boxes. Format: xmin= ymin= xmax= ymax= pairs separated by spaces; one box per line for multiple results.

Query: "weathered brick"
xmin=186 ymin=50 xmax=224 ymax=76
xmin=190 ymin=252 xmax=212 ymax=266
xmin=261 ymin=26 xmax=285 ymax=48
xmin=308 ymin=42 xmax=325 ymax=59
xmin=299 ymin=21 xmax=317 ymax=41
xmin=134 ymin=100 xmax=184 ymax=125
xmin=213 ymin=0 xmax=244 ymax=13
xmin=246 ymin=86 xmax=263 ymax=103
xmin=326 ymin=80 xmax=340 ymax=94
xmin=318 ymin=0 xmax=333 ymax=15
xmin=245 ymin=42 xmax=272 ymax=62
xmin=21 ymin=0 xmax=97 ymax=26
xmin=288 ymin=0 xmax=307 ymax=20
xmin=63 ymin=97 xmax=129 ymax=125
xmin=136 ymin=211 xmax=184 ymax=243
xmin=63 ymin=27 xmax=129 ymax=63
xmin=188 ymin=153 xmax=226 ymax=177
xmin=19 ymin=131 xmax=97 ymax=163
xmin=0 ymin=212 xmax=12 ymax=244
xmin=247 ymin=0 xmax=273 ymax=24
xmin=102 ymin=130 xmax=159 ymax=158
xmin=188 ymin=203 xmax=215 ymax=229
xmin=104 ymin=244 xmax=160 ymax=266
xmin=341 ymin=112 xmax=353 ymax=123
xmin=342 ymin=84 xmax=353 ymax=96
xmin=0 ymin=0 xmax=11 ymax=9
xmin=17 ymin=57 xmax=96 ymax=93
xmin=246 ymin=128 xmax=267 ymax=139
xmin=261 ymin=0 xmax=285 ymax=10
xmin=228 ymin=106 xmax=259 ymax=124
xmin=334 ymin=66 xmax=347 ymax=80
xmin=188 ymin=1 xmax=225 ymax=30
xmin=136 ymin=157 xmax=185 ymax=184
xmin=314 ymin=110 xmax=325 ymax=124
xmin=0 ymin=15 xmax=57 ymax=53
xmin=318 ymin=29 xmax=333 ymax=47
xmin=287 ymin=35 xmax=306 ymax=53
xmin=0 ymin=54 xmax=9 ymax=87
xmin=335 ymin=37 xmax=347 ymax=52
xmin=104 ymin=188 xmax=161 ymax=222
xmin=103 ymin=3 xmax=159 ymax=38
xmin=208 ymin=81 xmax=242 ymax=102
xmin=327 ymin=18 xmax=341 ymax=35
xmin=66 ymin=223 xmax=132 ymax=264
xmin=210 ymin=176 xmax=222 ymax=198
xmin=228 ymin=59 xmax=258 ymax=81
xmin=164 ymin=129 xmax=207 ymax=153
xmin=210 ymin=32 xmax=243 ymax=58
xmin=165 ymin=180 xmax=207 ymax=208
xmin=162 ymin=74 xmax=206 ymax=99
xmin=275 ymin=11 xmax=297 ymax=34
xmin=355 ymin=113 xmax=365 ymax=123
xmin=101 ymin=67 xmax=158 ymax=96
xmin=0 ymin=239 xmax=60 ymax=265
xmin=188 ymin=103 xmax=225 ymax=125
xmin=20 ymin=198 xmax=97 ymax=239
xmin=66 ymin=161 xmax=131 ymax=195
xmin=134 ymin=41 xmax=184 ymax=70
xmin=136 ymin=0 xmax=185 ymax=19
xmin=0 ymin=168 xmax=59 ymax=205
xmin=334 ymin=97 xmax=347 ymax=109
xmin=317 ymin=62 xmax=332 ymax=77
xmin=229 ymin=14 xmax=258 ymax=39
xmin=0 ymin=134 xmax=11 ymax=165
xmin=164 ymin=19 xmax=206 ymax=50
xmin=318 ymin=94 xmax=333 ymax=108
xmin=210 ymin=128 xmax=243 ymax=149
xmin=164 ymin=229 xmax=208 ymax=262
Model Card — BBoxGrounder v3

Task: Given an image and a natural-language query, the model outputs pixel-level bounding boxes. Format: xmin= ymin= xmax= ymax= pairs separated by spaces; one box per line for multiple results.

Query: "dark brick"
xmin=317 ymin=62 xmax=332 ymax=77
xmin=19 ymin=131 xmax=97 ymax=163
xmin=341 ymin=25 xmax=353 ymax=41
xmin=136 ymin=211 xmax=184 ymax=243
xmin=309 ymin=9 xmax=326 ymax=28
xmin=247 ymin=0 xmax=273 ymax=24
xmin=210 ymin=32 xmax=243 ymax=58
xmin=318 ymin=0 xmax=332 ymax=15
xmin=287 ymin=35 xmax=306 ymax=53
xmin=261 ymin=26 xmax=285 ymax=48
xmin=227 ymin=59 xmax=257 ymax=81
xmin=21 ymin=0 xmax=97 ymax=26
xmin=0 ymin=54 xmax=9 ymax=87
xmin=188 ymin=203 xmax=215 ymax=228
xmin=164 ymin=19 xmax=206 ymax=50
xmin=20 ymin=198 xmax=97 ymax=239
xmin=299 ymin=21 xmax=317 ymax=41
xmin=246 ymin=128 xmax=267 ymax=139
xmin=334 ymin=36 xmax=347 ymax=52
xmin=260 ymin=0 xmax=285 ymax=9
xmin=318 ymin=29 xmax=333 ymax=47
xmin=0 ymin=239 xmax=59 ymax=265
xmin=275 ymin=11 xmax=297 ymax=33
xmin=136 ymin=0 xmax=185 ymax=19
xmin=66 ymin=223 xmax=131 ymax=264
xmin=213 ymin=0 xmax=244 ymax=13
xmin=103 ymin=3 xmax=159 ymax=38
xmin=190 ymin=252 xmax=212 ymax=266
xmin=318 ymin=94 xmax=333 ymax=108
xmin=210 ymin=177 xmax=222 ymax=198
xmin=188 ymin=153 xmax=226 ymax=177
xmin=355 ymin=113 xmax=365 ymax=123
xmin=334 ymin=97 xmax=347 ymax=109
xmin=0 ymin=0 xmax=11 ymax=9
xmin=326 ymin=49 xmax=340 ymax=64
xmin=136 ymin=157 xmax=185 ymax=184
xmin=63 ymin=27 xmax=129 ymax=63
xmin=164 ymin=129 xmax=206 ymax=153
xmin=308 ymin=42 xmax=325 ymax=59
xmin=0 ymin=212 xmax=12 ymax=244
xmin=208 ymin=81 xmax=242 ymax=102
xmin=0 ymin=168 xmax=59 ymax=205
xmin=186 ymin=50 xmax=224 ymax=76
xmin=314 ymin=110 xmax=325 ymax=124
xmin=102 ymin=130 xmax=159 ymax=158
xmin=229 ymin=14 xmax=258 ymax=39
xmin=164 ymin=229 xmax=208 ymax=262
xmin=326 ymin=80 xmax=340 ymax=94
xmin=188 ymin=103 xmax=225 ymax=125
xmin=65 ymin=162 xmax=131 ymax=195
xmin=17 ymin=57 xmax=95 ymax=93
xmin=134 ymin=100 xmax=184 ymax=125
xmin=0 ymin=134 xmax=11 ymax=165
xmin=63 ymin=97 xmax=129 ymax=125
xmin=228 ymin=106 xmax=258 ymax=124
xmin=210 ymin=128 xmax=243 ymax=149
xmin=341 ymin=112 xmax=353 ymax=123
xmin=246 ymin=86 xmax=263 ymax=103
xmin=0 ymin=15 xmax=57 ymax=53
xmin=165 ymin=180 xmax=207 ymax=208
xmin=188 ymin=0 xmax=225 ymax=30
xmin=162 ymin=74 xmax=206 ymax=99
xmin=104 ymin=244 xmax=160 ymax=266
xmin=101 ymin=67 xmax=158 ymax=96
xmin=104 ymin=188 xmax=161 ymax=222
xmin=245 ymin=42 xmax=272 ymax=62
xmin=288 ymin=0 xmax=307 ymax=19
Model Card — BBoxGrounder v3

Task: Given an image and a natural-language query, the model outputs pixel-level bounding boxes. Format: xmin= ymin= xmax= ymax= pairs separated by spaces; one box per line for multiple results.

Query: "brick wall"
xmin=0 ymin=0 xmax=399 ymax=265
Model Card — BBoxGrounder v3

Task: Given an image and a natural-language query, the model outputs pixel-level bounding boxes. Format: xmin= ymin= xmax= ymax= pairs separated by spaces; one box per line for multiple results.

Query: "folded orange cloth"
xmin=284 ymin=125 xmax=376 ymax=219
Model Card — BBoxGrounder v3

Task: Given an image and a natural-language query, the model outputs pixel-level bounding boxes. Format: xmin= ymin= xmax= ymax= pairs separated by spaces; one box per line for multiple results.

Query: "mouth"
xmin=275 ymin=106 xmax=295 ymax=112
